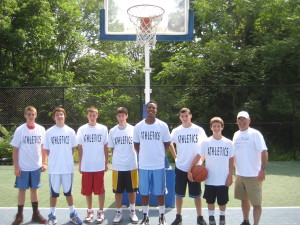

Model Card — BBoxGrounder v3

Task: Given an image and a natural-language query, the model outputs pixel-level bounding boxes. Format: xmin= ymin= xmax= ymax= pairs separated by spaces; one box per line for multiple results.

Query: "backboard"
xmin=100 ymin=0 xmax=194 ymax=41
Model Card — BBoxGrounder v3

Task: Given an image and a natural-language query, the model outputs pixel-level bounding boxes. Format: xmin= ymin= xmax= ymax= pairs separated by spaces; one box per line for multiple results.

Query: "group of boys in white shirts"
xmin=10 ymin=103 xmax=268 ymax=225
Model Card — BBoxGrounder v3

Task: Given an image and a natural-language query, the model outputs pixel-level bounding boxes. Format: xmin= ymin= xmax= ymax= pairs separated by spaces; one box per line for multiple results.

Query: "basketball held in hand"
xmin=191 ymin=165 xmax=208 ymax=182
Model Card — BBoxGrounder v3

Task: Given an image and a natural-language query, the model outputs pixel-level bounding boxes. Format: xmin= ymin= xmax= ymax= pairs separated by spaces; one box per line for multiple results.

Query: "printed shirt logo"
xmin=207 ymin=146 xmax=229 ymax=156
xmin=114 ymin=136 xmax=133 ymax=145
xmin=177 ymin=134 xmax=198 ymax=143
xmin=51 ymin=136 xmax=70 ymax=144
xmin=22 ymin=135 xmax=42 ymax=144
xmin=141 ymin=131 xmax=161 ymax=140
xmin=84 ymin=134 xmax=102 ymax=143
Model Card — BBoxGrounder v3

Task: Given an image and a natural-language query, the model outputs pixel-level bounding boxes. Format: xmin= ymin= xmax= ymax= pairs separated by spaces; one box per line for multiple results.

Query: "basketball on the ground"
xmin=191 ymin=165 xmax=208 ymax=182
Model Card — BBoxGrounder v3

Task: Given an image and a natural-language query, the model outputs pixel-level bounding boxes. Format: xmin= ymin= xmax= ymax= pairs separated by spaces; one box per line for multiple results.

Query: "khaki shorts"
xmin=234 ymin=175 xmax=262 ymax=205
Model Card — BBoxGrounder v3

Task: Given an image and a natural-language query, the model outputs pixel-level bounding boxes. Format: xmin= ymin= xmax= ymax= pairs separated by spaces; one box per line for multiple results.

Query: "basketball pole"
xmin=144 ymin=43 xmax=151 ymax=104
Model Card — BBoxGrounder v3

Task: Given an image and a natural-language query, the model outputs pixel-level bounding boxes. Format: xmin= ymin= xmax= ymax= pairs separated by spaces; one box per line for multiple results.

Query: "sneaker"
xmin=197 ymin=215 xmax=208 ymax=225
xmin=159 ymin=213 xmax=167 ymax=225
xmin=171 ymin=214 xmax=182 ymax=225
xmin=96 ymin=210 xmax=105 ymax=224
xmin=113 ymin=212 xmax=123 ymax=224
xmin=70 ymin=211 xmax=82 ymax=225
xmin=45 ymin=213 xmax=57 ymax=225
xmin=208 ymin=216 xmax=216 ymax=225
xmin=219 ymin=215 xmax=225 ymax=225
xmin=130 ymin=210 xmax=138 ymax=224
xmin=32 ymin=210 xmax=47 ymax=224
xmin=139 ymin=213 xmax=149 ymax=225
xmin=11 ymin=213 xmax=23 ymax=225
xmin=84 ymin=210 xmax=94 ymax=223
xmin=240 ymin=221 xmax=250 ymax=225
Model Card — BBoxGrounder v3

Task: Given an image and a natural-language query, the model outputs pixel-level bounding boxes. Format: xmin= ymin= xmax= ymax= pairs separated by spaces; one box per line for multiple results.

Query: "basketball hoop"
xmin=127 ymin=4 xmax=165 ymax=47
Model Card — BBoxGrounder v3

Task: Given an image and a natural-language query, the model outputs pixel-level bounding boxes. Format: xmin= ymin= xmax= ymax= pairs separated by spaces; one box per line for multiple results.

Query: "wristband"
xmin=261 ymin=165 xmax=267 ymax=169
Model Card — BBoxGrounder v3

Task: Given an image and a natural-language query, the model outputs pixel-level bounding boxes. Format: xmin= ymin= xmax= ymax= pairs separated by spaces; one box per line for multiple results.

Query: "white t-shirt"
xmin=77 ymin=123 xmax=108 ymax=172
xmin=44 ymin=125 xmax=78 ymax=174
xmin=233 ymin=127 xmax=268 ymax=177
xmin=10 ymin=123 xmax=45 ymax=171
xmin=108 ymin=124 xmax=137 ymax=171
xmin=171 ymin=123 xmax=207 ymax=172
xmin=199 ymin=136 xmax=235 ymax=185
xmin=133 ymin=118 xmax=171 ymax=170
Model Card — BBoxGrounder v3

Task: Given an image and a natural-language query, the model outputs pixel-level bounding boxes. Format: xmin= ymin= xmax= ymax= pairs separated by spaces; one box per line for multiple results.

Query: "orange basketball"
xmin=191 ymin=165 xmax=208 ymax=182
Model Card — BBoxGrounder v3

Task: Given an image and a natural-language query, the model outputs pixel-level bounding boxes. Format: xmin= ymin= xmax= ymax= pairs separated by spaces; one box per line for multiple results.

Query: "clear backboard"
xmin=100 ymin=0 xmax=194 ymax=41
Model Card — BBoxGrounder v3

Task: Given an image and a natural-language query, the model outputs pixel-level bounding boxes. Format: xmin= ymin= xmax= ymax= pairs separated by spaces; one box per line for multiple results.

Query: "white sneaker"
xmin=84 ymin=210 xmax=94 ymax=223
xmin=96 ymin=210 xmax=104 ymax=224
xmin=130 ymin=210 xmax=138 ymax=224
xmin=113 ymin=211 xmax=123 ymax=224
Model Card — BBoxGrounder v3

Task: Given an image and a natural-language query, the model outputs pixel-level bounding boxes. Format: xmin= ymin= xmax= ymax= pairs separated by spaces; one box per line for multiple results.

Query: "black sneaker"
xmin=32 ymin=210 xmax=47 ymax=224
xmin=197 ymin=216 xmax=207 ymax=225
xmin=140 ymin=213 xmax=149 ymax=225
xmin=171 ymin=214 xmax=182 ymax=225
xmin=208 ymin=216 xmax=216 ymax=225
xmin=240 ymin=220 xmax=250 ymax=225
xmin=159 ymin=213 xmax=167 ymax=225
xmin=219 ymin=215 xmax=226 ymax=225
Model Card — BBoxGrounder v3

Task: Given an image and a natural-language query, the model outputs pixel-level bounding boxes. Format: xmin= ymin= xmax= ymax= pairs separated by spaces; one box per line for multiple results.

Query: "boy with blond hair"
xmin=11 ymin=106 xmax=47 ymax=225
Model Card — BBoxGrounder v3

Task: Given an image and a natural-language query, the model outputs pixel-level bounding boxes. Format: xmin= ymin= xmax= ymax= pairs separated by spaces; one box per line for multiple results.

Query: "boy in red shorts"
xmin=77 ymin=107 xmax=108 ymax=224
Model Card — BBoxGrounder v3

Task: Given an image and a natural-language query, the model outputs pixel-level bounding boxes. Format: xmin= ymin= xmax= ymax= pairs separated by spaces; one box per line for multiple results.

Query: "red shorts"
xmin=81 ymin=171 xmax=105 ymax=196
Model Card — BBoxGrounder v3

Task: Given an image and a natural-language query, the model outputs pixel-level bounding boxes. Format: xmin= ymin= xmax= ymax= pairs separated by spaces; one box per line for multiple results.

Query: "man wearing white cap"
xmin=233 ymin=111 xmax=268 ymax=225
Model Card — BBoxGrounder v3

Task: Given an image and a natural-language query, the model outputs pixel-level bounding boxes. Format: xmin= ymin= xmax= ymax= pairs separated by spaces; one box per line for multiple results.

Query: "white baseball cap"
xmin=237 ymin=111 xmax=250 ymax=119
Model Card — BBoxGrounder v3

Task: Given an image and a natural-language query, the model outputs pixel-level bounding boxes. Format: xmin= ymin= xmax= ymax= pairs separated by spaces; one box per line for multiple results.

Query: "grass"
xmin=0 ymin=161 xmax=299 ymax=208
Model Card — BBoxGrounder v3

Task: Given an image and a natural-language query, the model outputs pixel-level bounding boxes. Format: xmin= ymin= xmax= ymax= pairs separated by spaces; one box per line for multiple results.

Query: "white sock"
xmin=208 ymin=210 xmax=214 ymax=216
xmin=116 ymin=208 xmax=122 ymax=213
xmin=87 ymin=208 xmax=93 ymax=213
xmin=142 ymin=205 xmax=149 ymax=215
xmin=50 ymin=207 xmax=56 ymax=216
xmin=130 ymin=204 xmax=135 ymax=211
xmin=220 ymin=210 xmax=226 ymax=216
xmin=69 ymin=205 xmax=75 ymax=213
xmin=159 ymin=205 xmax=165 ymax=215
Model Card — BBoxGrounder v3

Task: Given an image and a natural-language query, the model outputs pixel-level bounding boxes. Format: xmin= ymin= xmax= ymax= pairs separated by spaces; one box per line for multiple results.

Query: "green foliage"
xmin=0 ymin=125 xmax=15 ymax=158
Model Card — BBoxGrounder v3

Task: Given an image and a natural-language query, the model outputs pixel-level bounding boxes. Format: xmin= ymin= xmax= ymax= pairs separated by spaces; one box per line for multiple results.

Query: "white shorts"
xmin=49 ymin=174 xmax=73 ymax=197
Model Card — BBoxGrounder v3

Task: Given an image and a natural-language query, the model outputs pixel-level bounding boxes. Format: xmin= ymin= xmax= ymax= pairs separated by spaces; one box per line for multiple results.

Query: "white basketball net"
xmin=127 ymin=5 xmax=165 ymax=47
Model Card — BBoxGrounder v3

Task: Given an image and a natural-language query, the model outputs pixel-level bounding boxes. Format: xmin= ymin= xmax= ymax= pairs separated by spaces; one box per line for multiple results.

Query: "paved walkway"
xmin=1 ymin=207 xmax=299 ymax=225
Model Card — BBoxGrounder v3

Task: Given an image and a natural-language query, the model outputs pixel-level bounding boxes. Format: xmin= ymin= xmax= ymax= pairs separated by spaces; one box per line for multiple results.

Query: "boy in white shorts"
xmin=169 ymin=108 xmax=207 ymax=225
xmin=133 ymin=101 xmax=171 ymax=225
xmin=188 ymin=117 xmax=234 ymax=225
xmin=77 ymin=107 xmax=108 ymax=224
xmin=108 ymin=107 xmax=138 ymax=224
xmin=11 ymin=106 xmax=47 ymax=225
xmin=43 ymin=107 xmax=82 ymax=225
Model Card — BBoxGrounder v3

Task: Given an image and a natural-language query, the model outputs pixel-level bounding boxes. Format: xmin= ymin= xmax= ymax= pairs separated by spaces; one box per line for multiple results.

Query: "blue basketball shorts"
xmin=138 ymin=168 xmax=166 ymax=196
xmin=14 ymin=167 xmax=42 ymax=189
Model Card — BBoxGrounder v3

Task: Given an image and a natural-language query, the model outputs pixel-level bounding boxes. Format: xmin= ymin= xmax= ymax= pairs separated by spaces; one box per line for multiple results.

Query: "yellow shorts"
xmin=112 ymin=169 xmax=138 ymax=193
xmin=234 ymin=175 xmax=262 ymax=205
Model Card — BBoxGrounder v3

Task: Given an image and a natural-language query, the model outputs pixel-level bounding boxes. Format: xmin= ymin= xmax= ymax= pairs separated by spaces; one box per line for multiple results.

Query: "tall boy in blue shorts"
xmin=189 ymin=117 xmax=234 ymax=225
xmin=11 ymin=106 xmax=47 ymax=225
xmin=43 ymin=107 xmax=82 ymax=225
xmin=133 ymin=101 xmax=171 ymax=225
xmin=169 ymin=108 xmax=207 ymax=225
xmin=77 ymin=107 xmax=108 ymax=224
xmin=108 ymin=107 xmax=138 ymax=224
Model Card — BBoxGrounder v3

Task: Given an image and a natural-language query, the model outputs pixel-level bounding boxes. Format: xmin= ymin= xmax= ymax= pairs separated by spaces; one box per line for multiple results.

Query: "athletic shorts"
xmin=203 ymin=185 xmax=229 ymax=205
xmin=138 ymin=168 xmax=166 ymax=196
xmin=234 ymin=175 xmax=262 ymax=205
xmin=14 ymin=167 xmax=42 ymax=189
xmin=175 ymin=167 xmax=202 ymax=198
xmin=112 ymin=169 xmax=138 ymax=193
xmin=49 ymin=173 xmax=73 ymax=197
xmin=81 ymin=171 xmax=105 ymax=196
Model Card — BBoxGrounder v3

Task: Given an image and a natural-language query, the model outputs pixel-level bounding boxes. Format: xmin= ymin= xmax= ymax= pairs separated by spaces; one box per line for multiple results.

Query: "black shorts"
xmin=112 ymin=170 xmax=138 ymax=194
xmin=175 ymin=167 xmax=202 ymax=198
xmin=203 ymin=185 xmax=229 ymax=205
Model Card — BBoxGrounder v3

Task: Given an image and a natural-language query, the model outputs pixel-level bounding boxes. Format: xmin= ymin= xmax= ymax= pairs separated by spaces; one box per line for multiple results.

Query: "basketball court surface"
xmin=1 ymin=207 xmax=299 ymax=224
